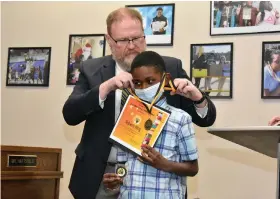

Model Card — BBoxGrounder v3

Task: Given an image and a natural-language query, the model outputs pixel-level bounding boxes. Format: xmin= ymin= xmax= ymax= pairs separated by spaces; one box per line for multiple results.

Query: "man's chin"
xmin=126 ymin=53 xmax=139 ymax=60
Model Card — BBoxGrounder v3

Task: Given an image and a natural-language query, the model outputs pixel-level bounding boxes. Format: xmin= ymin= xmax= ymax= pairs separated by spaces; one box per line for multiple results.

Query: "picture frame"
xmin=125 ymin=3 xmax=175 ymax=46
xmin=210 ymin=1 xmax=280 ymax=36
xmin=6 ymin=47 xmax=51 ymax=87
xmin=261 ymin=41 xmax=280 ymax=99
xmin=190 ymin=43 xmax=233 ymax=99
xmin=67 ymin=34 xmax=106 ymax=85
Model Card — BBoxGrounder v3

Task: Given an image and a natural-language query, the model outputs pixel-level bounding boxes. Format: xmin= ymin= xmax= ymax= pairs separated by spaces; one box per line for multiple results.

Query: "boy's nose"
xmin=141 ymin=83 xmax=149 ymax=89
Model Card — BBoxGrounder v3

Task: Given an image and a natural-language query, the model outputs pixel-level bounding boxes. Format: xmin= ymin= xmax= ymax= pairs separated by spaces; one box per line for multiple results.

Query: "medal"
xmin=144 ymin=119 xmax=153 ymax=130
xmin=116 ymin=165 xmax=127 ymax=178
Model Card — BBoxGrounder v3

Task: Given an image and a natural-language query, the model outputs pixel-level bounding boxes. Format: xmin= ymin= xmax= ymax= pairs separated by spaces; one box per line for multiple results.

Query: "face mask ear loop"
xmin=146 ymin=74 xmax=166 ymax=113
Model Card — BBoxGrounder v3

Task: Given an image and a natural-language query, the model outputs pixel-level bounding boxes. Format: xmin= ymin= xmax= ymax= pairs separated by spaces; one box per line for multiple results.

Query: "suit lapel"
xmin=100 ymin=55 xmax=116 ymax=82
xmin=100 ymin=56 xmax=116 ymax=127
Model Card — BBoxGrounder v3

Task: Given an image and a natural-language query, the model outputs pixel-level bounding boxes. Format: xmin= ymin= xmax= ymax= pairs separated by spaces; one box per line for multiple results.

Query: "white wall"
xmin=1 ymin=2 xmax=279 ymax=199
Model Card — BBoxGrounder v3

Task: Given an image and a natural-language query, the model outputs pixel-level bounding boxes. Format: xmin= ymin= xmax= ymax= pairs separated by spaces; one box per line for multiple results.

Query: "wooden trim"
xmin=1 ymin=145 xmax=62 ymax=153
xmin=1 ymin=171 xmax=63 ymax=180
xmin=55 ymin=151 xmax=62 ymax=199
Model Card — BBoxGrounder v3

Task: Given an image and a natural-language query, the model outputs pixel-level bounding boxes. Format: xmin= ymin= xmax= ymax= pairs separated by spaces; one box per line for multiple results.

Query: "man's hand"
xmin=99 ymin=72 xmax=134 ymax=100
xmin=268 ymin=116 xmax=280 ymax=126
xmin=103 ymin=173 xmax=123 ymax=190
xmin=138 ymin=144 xmax=170 ymax=172
xmin=171 ymin=78 xmax=204 ymax=100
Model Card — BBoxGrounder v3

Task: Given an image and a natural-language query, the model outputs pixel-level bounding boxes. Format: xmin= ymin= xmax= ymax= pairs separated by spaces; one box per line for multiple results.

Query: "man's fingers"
xmin=115 ymin=80 xmax=124 ymax=89
xmin=129 ymin=80 xmax=134 ymax=89
xmin=183 ymin=86 xmax=191 ymax=94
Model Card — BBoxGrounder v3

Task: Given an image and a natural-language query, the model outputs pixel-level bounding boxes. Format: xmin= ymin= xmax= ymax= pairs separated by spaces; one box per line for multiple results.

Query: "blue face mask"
xmin=135 ymin=82 xmax=163 ymax=103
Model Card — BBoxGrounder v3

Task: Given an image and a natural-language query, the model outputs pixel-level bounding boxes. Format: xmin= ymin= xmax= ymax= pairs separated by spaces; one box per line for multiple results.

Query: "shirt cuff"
xmin=99 ymin=95 xmax=106 ymax=109
xmin=194 ymin=102 xmax=208 ymax=118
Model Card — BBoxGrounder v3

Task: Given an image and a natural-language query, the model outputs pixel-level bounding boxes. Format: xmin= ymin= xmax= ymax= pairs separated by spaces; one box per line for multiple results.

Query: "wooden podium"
xmin=1 ymin=145 xmax=63 ymax=199
xmin=207 ymin=126 xmax=280 ymax=199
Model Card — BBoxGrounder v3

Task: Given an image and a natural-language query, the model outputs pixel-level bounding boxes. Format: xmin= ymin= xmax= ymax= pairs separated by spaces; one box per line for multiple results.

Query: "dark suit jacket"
xmin=62 ymin=55 xmax=216 ymax=199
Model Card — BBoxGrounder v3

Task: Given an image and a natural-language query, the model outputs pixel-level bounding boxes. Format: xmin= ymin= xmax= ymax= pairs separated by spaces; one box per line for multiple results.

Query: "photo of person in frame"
xmin=67 ymin=34 xmax=105 ymax=85
xmin=151 ymin=7 xmax=168 ymax=35
xmin=262 ymin=42 xmax=280 ymax=97
xmin=126 ymin=4 xmax=174 ymax=46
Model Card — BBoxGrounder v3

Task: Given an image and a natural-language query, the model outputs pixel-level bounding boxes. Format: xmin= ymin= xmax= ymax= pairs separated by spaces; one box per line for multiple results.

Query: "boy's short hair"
xmin=130 ymin=51 xmax=166 ymax=73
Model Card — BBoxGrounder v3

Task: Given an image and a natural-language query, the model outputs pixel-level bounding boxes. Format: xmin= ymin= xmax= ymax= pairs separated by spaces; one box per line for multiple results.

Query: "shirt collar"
xmin=155 ymin=97 xmax=168 ymax=109
xmin=115 ymin=62 xmax=125 ymax=74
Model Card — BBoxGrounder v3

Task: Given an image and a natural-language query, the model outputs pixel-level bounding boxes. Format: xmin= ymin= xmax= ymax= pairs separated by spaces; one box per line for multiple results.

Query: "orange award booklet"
xmin=109 ymin=95 xmax=171 ymax=156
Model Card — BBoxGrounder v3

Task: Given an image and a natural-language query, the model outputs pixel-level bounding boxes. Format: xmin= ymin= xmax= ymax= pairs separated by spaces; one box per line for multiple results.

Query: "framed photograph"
xmin=261 ymin=41 xmax=280 ymax=99
xmin=67 ymin=34 xmax=106 ymax=85
xmin=210 ymin=1 xmax=280 ymax=36
xmin=190 ymin=43 xmax=233 ymax=99
xmin=126 ymin=3 xmax=175 ymax=46
xmin=6 ymin=47 xmax=51 ymax=87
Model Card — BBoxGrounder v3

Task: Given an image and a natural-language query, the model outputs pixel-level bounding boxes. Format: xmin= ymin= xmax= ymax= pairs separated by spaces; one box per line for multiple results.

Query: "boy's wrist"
xmin=163 ymin=160 xmax=174 ymax=173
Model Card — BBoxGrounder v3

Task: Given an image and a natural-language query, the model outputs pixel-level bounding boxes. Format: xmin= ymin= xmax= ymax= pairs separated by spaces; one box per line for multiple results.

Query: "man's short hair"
xmin=157 ymin=7 xmax=163 ymax=11
xmin=106 ymin=7 xmax=144 ymax=35
xmin=131 ymin=51 xmax=166 ymax=73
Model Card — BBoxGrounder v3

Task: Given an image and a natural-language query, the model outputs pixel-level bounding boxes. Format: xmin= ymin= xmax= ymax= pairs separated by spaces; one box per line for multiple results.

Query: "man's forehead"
xmin=111 ymin=18 xmax=143 ymax=38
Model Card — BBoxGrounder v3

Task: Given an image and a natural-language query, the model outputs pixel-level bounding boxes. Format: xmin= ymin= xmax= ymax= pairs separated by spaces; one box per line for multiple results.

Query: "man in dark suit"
xmin=63 ymin=7 xmax=216 ymax=199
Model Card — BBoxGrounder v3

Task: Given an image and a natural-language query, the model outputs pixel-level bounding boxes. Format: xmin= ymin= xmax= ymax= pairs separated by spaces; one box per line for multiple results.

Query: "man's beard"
xmin=112 ymin=52 xmax=139 ymax=72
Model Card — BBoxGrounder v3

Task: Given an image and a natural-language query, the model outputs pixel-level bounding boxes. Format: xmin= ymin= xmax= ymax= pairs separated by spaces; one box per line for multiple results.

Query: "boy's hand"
xmin=139 ymin=144 xmax=170 ymax=171
xmin=103 ymin=173 xmax=123 ymax=190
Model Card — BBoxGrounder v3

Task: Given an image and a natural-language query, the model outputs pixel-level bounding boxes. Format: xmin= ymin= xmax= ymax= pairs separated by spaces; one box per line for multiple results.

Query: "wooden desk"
xmin=1 ymin=145 xmax=63 ymax=199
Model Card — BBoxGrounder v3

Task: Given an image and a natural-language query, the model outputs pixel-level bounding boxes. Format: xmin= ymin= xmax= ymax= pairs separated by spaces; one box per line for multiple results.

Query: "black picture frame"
xmin=6 ymin=47 xmax=51 ymax=87
xmin=210 ymin=1 xmax=280 ymax=36
xmin=67 ymin=34 xmax=106 ymax=85
xmin=190 ymin=43 xmax=234 ymax=99
xmin=125 ymin=3 xmax=175 ymax=46
xmin=261 ymin=41 xmax=280 ymax=99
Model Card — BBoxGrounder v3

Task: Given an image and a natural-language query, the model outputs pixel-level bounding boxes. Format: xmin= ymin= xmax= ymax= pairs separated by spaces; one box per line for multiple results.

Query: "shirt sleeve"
xmin=194 ymin=101 xmax=208 ymax=118
xmin=177 ymin=115 xmax=198 ymax=161
xmin=99 ymin=94 xmax=106 ymax=109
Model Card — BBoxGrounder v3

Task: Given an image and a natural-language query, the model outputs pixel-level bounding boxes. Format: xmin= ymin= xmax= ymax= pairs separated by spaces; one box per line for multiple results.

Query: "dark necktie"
xmin=120 ymin=88 xmax=130 ymax=111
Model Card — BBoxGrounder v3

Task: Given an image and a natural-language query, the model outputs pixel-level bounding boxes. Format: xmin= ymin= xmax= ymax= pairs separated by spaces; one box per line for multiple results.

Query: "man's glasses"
xmin=110 ymin=35 xmax=146 ymax=47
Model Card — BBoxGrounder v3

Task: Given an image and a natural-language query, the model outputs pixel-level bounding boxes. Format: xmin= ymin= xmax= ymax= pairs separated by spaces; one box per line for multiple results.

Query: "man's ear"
xmin=105 ymin=34 xmax=112 ymax=47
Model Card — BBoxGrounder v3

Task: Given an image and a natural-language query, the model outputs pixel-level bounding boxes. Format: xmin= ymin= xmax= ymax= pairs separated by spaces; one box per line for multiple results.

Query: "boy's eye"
xmin=148 ymin=79 xmax=155 ymax=84
xmin=133 ymin=81 xmax=141 ymax=86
